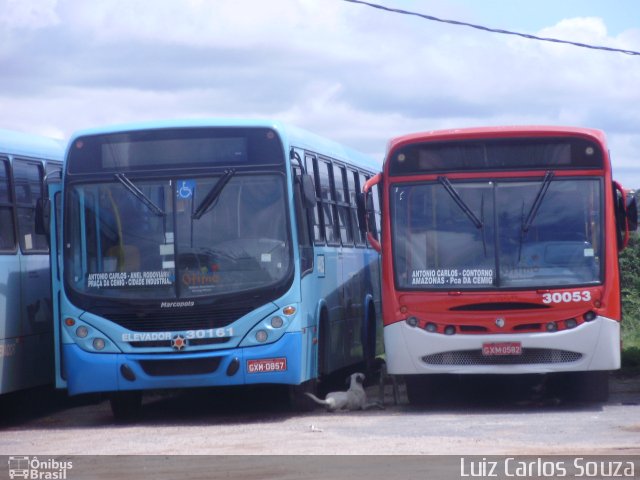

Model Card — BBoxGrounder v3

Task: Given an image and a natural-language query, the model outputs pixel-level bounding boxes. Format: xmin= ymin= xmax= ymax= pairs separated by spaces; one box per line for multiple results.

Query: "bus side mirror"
xmin=301 ymin=174 xmax=316 ymax=209
xmin=35 ymin=197 xmax=51 ymax=238
xmin=35 ymin=170 xmax=62 ymax=241
xmin=627 ymin=195 xmax=638 ymax=232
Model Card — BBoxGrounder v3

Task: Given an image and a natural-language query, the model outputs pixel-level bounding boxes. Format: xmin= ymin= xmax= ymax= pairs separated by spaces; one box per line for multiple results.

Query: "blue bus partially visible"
xmin=48 ymin=119 xmax=382 ymax=418
xmin=0 ymin=129 xmax=63 ymax=394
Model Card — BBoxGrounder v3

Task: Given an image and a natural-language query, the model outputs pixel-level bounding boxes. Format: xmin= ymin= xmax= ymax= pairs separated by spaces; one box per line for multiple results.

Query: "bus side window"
xmin=45 ymin=162 xmax=62 ymax=177
xmin=308 ymin=155 xmax=324 ymax=244
xmin=292 ymin=162 xmax=313 ymax=274
xmin=370 ymin=182 xmax=382 ymax=241
xmin=319 ymin=159 xmax=339 ymax=245
xmin=348 ymin=170 xmax=365 ymax=247
xmin=13 ymin=159 xmax=48 ymax=253
xmin=0 ymin=158 xmax=16 ymax=252
xmin=359 ymin=173 xmax=380 ymax=243
xmin=333 ymin=164 xmax=352 ymax=246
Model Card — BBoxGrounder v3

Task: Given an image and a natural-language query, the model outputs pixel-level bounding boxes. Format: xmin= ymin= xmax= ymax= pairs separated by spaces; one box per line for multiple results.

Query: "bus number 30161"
xmin=542 ymin=291 xmax=591 ymax=304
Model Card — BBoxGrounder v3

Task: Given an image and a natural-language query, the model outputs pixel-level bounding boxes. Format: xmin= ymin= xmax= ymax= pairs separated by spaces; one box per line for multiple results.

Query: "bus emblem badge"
xmin=495 ymin=317 xmax=505 ymax=328
xmin=171 ymin=335 xmax=187 ymax=351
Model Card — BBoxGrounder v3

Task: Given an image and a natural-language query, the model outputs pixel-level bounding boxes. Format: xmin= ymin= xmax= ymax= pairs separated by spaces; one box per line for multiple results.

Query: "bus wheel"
xmin=556 ymin=371 xmax=610 ymax=403
xmin=110 ymin=391 xmax=142 ymax=421
xmin=287 ymin=379 xmax=319 ymax=412
xmin=404 ymin=375 xmax=444 ymax=405
xmin=363 ymin=307 xmax=377 ymax=376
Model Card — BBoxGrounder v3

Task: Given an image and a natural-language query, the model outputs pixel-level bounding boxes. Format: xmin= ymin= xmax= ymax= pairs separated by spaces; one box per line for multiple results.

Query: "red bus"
xmin=360 ymin=126 xmax=637 ymax=403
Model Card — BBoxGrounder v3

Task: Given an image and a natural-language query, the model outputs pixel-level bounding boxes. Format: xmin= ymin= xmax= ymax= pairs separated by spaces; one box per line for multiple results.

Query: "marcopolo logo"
xmin=8 ymin=456 xmax=73 ymax=479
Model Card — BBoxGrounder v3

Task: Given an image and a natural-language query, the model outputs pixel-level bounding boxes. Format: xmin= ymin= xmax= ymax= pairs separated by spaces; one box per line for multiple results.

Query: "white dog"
xmin=304 ymin=372 xmax=382 ymax=411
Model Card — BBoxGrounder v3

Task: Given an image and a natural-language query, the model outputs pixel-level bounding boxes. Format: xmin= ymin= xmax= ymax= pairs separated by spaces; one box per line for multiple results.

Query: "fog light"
xmin=271 ymin=316 xmax=284 ymax=328
xmin=566 ymin=319 xmax=578 ymax=329
xmin=255 ymin=330 xmax=268 ymax=343
xmin=93 ymin=338 xmax=106 ymax=350
xmin=444 ymin=325 xmax=456 ymax=335
xmin=406 ymin=316 xmax=418 ymax=327
xmin=546 ymin=322 xmax=558 ymax=332
xmin=76 ymin=326 xmax=89 ymax=338
xmin=583 ymin=311 xmax=597 ymax=322
xmin=425 ymin=323 xmax=437 ymax=333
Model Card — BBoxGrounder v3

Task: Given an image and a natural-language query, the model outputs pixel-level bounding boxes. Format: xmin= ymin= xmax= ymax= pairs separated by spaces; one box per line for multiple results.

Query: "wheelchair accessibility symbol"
xmin=177 ymin=180 xmax=195 ymax=199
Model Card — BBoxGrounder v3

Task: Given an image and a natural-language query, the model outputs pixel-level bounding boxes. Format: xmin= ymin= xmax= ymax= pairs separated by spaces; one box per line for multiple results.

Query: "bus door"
xmin=46 ymin=181 xmax=66 ymax=388
xmin=0 ymin=157 xmax=23 ymax=393
xmin=13 ymin=160 xmax=52 ymax=387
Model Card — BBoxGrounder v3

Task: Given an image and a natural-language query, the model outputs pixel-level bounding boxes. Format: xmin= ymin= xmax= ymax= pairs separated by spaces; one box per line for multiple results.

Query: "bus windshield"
xmin=391 ymin=177 xmax=602 ymax=289
xmin=65 ymin=174 xmax=291 ymax=299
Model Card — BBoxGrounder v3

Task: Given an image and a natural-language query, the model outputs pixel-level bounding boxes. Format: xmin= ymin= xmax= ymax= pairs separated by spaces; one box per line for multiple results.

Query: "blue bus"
xmin=48 ymin=119 xmax=382 ymax=418
xmin=0 ymin=129 xmax=63 ymax=395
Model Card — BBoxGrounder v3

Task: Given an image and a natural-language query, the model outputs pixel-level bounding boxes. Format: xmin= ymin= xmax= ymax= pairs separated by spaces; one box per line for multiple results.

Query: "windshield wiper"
xmin=521 ymin=170 xmax=554 ymax=233
xmin=114 ymin=173 xmax=165 ymax=216
xmin=438 ymin=176 xmax=483 ymax=229
xmin=192 ymin=169 xmax=235 ymax=220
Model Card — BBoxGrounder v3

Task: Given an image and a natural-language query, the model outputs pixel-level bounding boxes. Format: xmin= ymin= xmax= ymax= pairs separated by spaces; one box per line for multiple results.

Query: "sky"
xmin=1 ymin=0 xmax=640 ymax=186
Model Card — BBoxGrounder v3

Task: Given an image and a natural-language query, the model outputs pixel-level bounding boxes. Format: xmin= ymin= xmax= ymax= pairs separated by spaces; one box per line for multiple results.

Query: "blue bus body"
xmin=0 ymin=129 xmax=64 ymax=394
xmin=50 ymin=119 xmax=381 ymax=407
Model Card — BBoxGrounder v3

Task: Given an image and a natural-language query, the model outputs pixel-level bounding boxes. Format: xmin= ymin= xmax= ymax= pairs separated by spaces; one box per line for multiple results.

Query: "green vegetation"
xmin=620 ymin=230 xmax=640 ymax=367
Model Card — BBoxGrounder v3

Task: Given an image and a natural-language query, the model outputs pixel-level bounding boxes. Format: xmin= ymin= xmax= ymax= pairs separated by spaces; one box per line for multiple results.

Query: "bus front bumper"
xmin=384 ymin=316 xmax=621 ymax=375
xmin=63 ymin=331 xmax=307 ymax=395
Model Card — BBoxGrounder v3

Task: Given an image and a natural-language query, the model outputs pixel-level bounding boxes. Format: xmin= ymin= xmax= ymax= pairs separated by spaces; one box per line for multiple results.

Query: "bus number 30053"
xmin=541 ymin=291 xmax=592 ymax=304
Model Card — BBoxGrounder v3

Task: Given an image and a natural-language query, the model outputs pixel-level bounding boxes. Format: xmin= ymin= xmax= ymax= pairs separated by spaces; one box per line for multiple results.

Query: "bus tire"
xmin=573 ymin=371 xmax=610 ymax=403
xmin=110 ymin=391 xmax=142 ymax=421
xmin=363 ymin=306 xmax=378 ymax=377
xmin=318 ymin=310 xmax=329 ymax=378
xmin=404 ymin=375 xmax=437 ymax=405
xmin=287 ymin=379 xmax=319 ymax=412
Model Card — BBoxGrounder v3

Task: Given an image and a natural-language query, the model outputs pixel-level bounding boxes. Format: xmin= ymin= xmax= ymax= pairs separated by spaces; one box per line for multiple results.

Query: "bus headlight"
xmin=255 ymin=330 xmax=268 ymax=343
xmin=76 ymin=326 xmax=89 ymax=338
xmin=64 ymin=317 xmax=120 ymax=353
xmin=239 ymin=304 xmax=298 ymax=347
xmin=406 ymin=316 xmax=419 ymax=327
xmin=565 ymin=319 xmax=578 ymax=329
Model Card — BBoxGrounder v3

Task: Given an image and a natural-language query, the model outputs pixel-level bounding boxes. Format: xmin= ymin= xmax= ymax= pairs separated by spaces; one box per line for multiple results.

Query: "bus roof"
xmin=0 ymin=128 xmax=65 ymax=161
xmin=386 ymin=125 xmax=608 ymax=153
xmin=68 ymin=118 xmax=381 ymax=172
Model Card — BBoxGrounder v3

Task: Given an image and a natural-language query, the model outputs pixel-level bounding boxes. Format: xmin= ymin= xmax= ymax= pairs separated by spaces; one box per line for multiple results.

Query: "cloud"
xmin=0 ymin=0 xmax=60 ymax=30
xmin=0 ymin=0 xmax=639 ymax=184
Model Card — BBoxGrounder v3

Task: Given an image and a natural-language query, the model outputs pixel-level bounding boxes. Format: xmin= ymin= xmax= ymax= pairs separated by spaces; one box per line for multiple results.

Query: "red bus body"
xmin=366 ymin=126 xmax=631 ymax=388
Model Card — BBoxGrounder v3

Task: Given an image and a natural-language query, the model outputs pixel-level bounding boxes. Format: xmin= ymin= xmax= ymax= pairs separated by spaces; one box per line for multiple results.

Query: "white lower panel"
xmin=384 ymin=316 xmax=620 ymax=375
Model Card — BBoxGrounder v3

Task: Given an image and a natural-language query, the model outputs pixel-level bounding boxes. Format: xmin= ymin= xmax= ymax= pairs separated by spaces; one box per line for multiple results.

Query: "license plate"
xmin=482 ymin=342 xmax=522 ymax=356
xmin=246 ymin=358 xmax=287 ymax=373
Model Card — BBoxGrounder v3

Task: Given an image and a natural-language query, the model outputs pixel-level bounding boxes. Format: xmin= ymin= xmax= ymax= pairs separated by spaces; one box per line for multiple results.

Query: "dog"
xmin=304 ymin=372 xmax=383 ymax=411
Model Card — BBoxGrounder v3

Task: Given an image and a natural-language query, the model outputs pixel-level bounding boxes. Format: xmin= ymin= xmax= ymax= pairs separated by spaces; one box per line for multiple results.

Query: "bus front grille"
xmin=422 ymin=348 xmax=582 ymax=366
xmin=139 ymin=357 xmax=222 ymax=376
